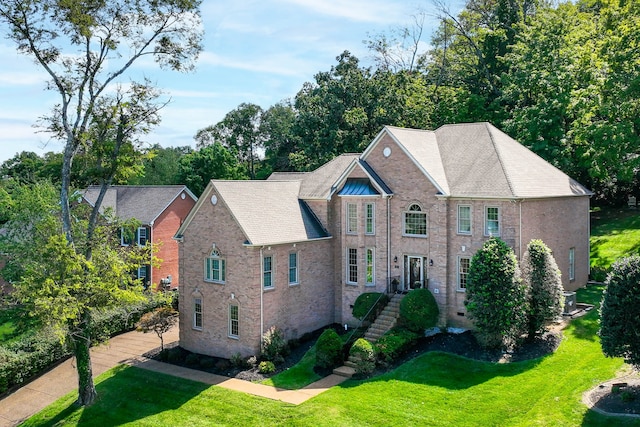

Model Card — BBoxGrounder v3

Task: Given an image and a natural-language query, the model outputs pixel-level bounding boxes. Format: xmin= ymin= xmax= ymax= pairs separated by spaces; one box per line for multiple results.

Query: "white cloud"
xmin=279 ymin=0 xmax=408 ymax=24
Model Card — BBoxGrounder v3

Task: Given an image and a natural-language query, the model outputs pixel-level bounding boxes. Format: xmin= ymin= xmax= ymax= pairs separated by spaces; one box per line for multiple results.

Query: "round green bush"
xmin=315 ymin=328 xmax=343 ymax=369
xmin=374 ymin=327 xmax=420 ymax=364
xmin=349 ymin=338 xmax=375 ymax=375
xmin=352 ymin=292 xmax=389 ymax=322
xmin=600 ymin=256 xmax=640 ymax=369
xmin=258 ymin=360 xmax=276 ymax=374
xmin=399 ymin=288 xmax=439 ymax=332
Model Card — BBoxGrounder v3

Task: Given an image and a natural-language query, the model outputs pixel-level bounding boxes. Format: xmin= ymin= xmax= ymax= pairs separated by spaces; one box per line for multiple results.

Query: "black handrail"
xmin=344 ymin=291 xmax=390 ymax=350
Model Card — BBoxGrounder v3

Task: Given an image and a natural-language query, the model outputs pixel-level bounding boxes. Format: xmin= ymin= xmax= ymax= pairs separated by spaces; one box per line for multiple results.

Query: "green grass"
xmin=21 ymin=285 xmax=637 ymax=426
xmin=261 ymin=343 xmax=321 ymax=389
xmin=591 ymin=207 xmax=640 ymax=269
xmin=0 ymin=305 xmax=38 ymax=344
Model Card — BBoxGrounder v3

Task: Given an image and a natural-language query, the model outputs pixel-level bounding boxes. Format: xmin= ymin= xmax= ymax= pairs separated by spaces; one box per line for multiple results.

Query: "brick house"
xmin=175 ymin=123 xmax=591 ymax=358
xmin=82 ymin=185 xmax=197 ymax=290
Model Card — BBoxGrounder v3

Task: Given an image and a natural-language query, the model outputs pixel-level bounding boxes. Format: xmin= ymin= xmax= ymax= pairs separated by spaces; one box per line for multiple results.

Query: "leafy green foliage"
xmin=315 ymin=328 xmax=342 ymax=369
xmin=352 ymin=292 xmax=389 ymax=322
xmin=373 ymin=327 xmax=420 ymax=365
xmin=258 ymin=361 xmax=276 ymax=374
xmin=599 ymin=256 xmax=640 ymax=368
xmin=349 ymin=338 xmax=375 ymax=376
xmin=136 ymin=305 xmax=178 ymax=351
xmin=466 ymin=238 xmax=528 ymax=349
xmin=399 ymin=288 xmax=439 ymax=332
xmin=261 ymin=326 xmax=289 ymax=364
xmin=521 ymin=240 xmax=564 ymax=338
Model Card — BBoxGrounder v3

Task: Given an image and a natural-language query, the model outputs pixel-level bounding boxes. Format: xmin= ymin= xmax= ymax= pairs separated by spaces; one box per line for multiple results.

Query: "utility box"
xmin=563 ymin=291 xmax=577 ymax=315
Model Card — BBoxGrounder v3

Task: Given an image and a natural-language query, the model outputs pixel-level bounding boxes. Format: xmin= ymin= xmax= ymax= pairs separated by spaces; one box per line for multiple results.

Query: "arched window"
xmin=403 ymin=204 xmax=427 ymax=236
xmin=205 ymin=247 xmax=226 ymax=283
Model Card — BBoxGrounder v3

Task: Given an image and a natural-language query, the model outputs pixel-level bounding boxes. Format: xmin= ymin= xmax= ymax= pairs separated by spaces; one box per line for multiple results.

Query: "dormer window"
xmin=403 ymin=204 xmax=427 ymax=237
xmin=205 ymin=247 xmax=226 ymax=283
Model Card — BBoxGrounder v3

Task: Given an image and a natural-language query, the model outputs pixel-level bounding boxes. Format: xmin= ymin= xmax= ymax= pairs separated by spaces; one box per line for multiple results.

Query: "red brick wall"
xmin=151 ymin=191 xmax=196 ymax=290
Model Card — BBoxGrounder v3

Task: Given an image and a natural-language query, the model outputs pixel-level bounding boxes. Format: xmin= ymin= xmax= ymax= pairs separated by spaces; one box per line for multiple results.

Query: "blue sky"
xmin=0 ymin=0 xmax=464 ymax=164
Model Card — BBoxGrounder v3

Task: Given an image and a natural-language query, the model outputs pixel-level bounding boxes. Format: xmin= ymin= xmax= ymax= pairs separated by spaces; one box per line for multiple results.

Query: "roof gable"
xmin=363 ymin=123 xmax=591 ymax=199
xmin=177 ymin=180 xmax=329 ymax=246
xmin=82 ymin=185 xmax=197 ymax=224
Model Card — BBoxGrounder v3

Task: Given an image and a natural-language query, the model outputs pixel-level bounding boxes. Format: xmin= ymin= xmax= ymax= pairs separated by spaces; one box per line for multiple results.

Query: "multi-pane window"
xmin=458 ymin=205 xmax=472 ymax=234
xmin=193 ymin=298 xmax=202 ymax=329
xmin=569 ymin=247 xmax=575 ymax=281
xmin=366 ymin=248 xmax=374 ymax=286
xmin=120 ymin=227 xmax=133 ymax=246
xmin=403 ymin=204 xmax=427 ymax=236
xmin=289 ymin=252 xmax=299 ymax=285
xmin=347 ymin=203 xmax=357 ymax=234
xmin=485 ymin=206 xmax=500 ymax=236
xmin=205 ymin=248 xmax=226 ymax=283
xmin=365 ymin=203 xmax=375 ymax=235
xmin=347 ymin=248 xmax=358 ymax=284
xmin=229 ymin=305 xmax=239 ymax=337
xmin=137 ymin=227 xmax=147 ymax=246
xmin=458 ymin=257 xmax=471 ymax=290
xmin=263 ymin=255 xmax=273 ymax=288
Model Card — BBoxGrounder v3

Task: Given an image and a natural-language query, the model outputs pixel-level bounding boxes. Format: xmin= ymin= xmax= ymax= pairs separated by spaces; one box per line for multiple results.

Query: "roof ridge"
xmin=486 ymin=123 xmax=517 ymax=198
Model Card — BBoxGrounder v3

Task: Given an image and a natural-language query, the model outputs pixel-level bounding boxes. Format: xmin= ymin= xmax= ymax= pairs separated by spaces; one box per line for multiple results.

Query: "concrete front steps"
xmin=333 ymin=293 xmax=405 ymax=378
xmin=363 ymin=293 xmax=404 ymax=343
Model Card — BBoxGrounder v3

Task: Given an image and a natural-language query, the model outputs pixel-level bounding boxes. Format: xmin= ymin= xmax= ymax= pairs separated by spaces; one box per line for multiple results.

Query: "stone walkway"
xmin=0 ymin=326 xmax=347 ymax=427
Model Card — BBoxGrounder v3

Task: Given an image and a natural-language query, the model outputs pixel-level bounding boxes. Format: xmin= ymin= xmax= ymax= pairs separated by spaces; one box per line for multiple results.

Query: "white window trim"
xmin=484 ymin=206 xmax=501 ymax=237
xmin=457 ymin=204 xmax=472 ymax=235
xmin=365 ymin=203 xmax=375 ymax=235
xmin=346 ymin=203 xmax=358 ymax=234
xmin=263 ymin=255 xmax=274 ymax=289
xmin=228 ymin=304 xmax=239 ymax=338
xmin=289 ymin=252 xmax=299 ymax=286
xmin=365 ymin=247 xmax=375 ymax=286
xmin=403 ymin=203 xmax=428 ymax=237
xmin=137 ymin=227 xmax=148 ymax=246
xmin=347 ymin=248 xmax=358 ymax=285
xmin=457 ymin=256 xmax=471 ymax=291
xmin=204 ymin=249 xmax=226 ymax=284
xmin=120 ymin=227 xmax=132 ymax=246
xmin=193 ymin=298 xmax=203 ymax=330
xmin=569 ymin=247 xmax=576 ymax=281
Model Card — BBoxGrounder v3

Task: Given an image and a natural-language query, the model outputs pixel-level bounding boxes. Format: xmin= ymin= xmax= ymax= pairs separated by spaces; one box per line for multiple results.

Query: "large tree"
xmin=0 ymin=0 xmax=202 ymax=405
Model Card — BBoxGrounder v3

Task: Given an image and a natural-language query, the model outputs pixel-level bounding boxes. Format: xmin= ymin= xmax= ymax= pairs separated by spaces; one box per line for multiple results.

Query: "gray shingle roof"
xmin=82 ymin=185 xmax=196 ymax=224
xmin=210 ymin=180 xmax=329 ymax=246
xmin=268 ymin=154 xmax=359 ymax=200
xmin=383 ymin=123 xmax=591 ymax=198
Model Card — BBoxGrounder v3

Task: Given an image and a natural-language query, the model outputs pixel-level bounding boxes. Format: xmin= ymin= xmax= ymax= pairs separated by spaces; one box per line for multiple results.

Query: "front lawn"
xmin=23 ymin=285 xmax=635 ymax=426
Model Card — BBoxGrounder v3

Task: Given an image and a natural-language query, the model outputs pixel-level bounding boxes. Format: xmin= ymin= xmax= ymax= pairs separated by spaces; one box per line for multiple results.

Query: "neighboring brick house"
xmin=175 ymin=123 xmax=591 ymax=358
xmin=83 ymin=185 xmax=197 ymax=290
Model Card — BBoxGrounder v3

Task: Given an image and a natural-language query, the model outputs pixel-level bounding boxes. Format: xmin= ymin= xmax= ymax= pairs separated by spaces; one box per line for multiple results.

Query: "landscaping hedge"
xmin=352 ymin=292 xmax=389 ymax=323
xmin=0 ymin=295 xmax=166 ymax=395
xmin=398 ymin=288 xmax=439 ymax=332
xmin=374 ymin=327 xmax=420 ymax=365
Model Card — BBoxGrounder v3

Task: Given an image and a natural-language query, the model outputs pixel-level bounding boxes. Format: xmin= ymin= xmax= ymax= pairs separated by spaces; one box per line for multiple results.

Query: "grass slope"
xmin=591 ymin=208 xmax=640 ymax=269
xmin=22 ymin=286 xmax=635 ymax=427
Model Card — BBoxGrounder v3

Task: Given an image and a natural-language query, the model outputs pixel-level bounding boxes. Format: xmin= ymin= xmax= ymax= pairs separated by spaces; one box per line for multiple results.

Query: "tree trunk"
xmin=73 ymin=316 xmax=97 ymax=406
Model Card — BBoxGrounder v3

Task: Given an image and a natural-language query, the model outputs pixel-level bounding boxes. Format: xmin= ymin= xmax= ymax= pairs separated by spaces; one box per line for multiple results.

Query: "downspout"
xmin=518 ymin=200 xmax=523 ymax=260
xmin=387 ymin=195 xmax=392 ymax=294
xmin=149 ymin=221 xmax=154 ymax=288
xmin=260 ymin=246 xmax=264 ymax=352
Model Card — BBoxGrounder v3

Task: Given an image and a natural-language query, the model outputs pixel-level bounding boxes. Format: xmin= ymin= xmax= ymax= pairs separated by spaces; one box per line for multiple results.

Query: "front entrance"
xmin=404 ymin=256 xmax=426 ymax=291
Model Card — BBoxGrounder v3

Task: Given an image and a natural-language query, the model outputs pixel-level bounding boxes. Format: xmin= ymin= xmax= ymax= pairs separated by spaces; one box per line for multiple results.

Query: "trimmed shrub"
xmin=352 ymin=292 xmax=389 ymax=322
xmin=349 ymin=338 xmax=375 ymax=376
xmin=374 ymin=327 xmax=420 ymax=364
xmin=258 ymin=360 xmax=276 ymax=374
xmin=466 ymin=238 xmax=528 ymax=349
xmin=315 ymin=328 xmax=343 ymax=369
xmin=261 ymin=326 xmax=289 ymax=363
xmin=600 ymin=256 xmax=640 ymax=368
xmin=399 ymin=289 xmax=439 ymax=332
xmin=521 ymin=240 xmax=564 ymax=338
